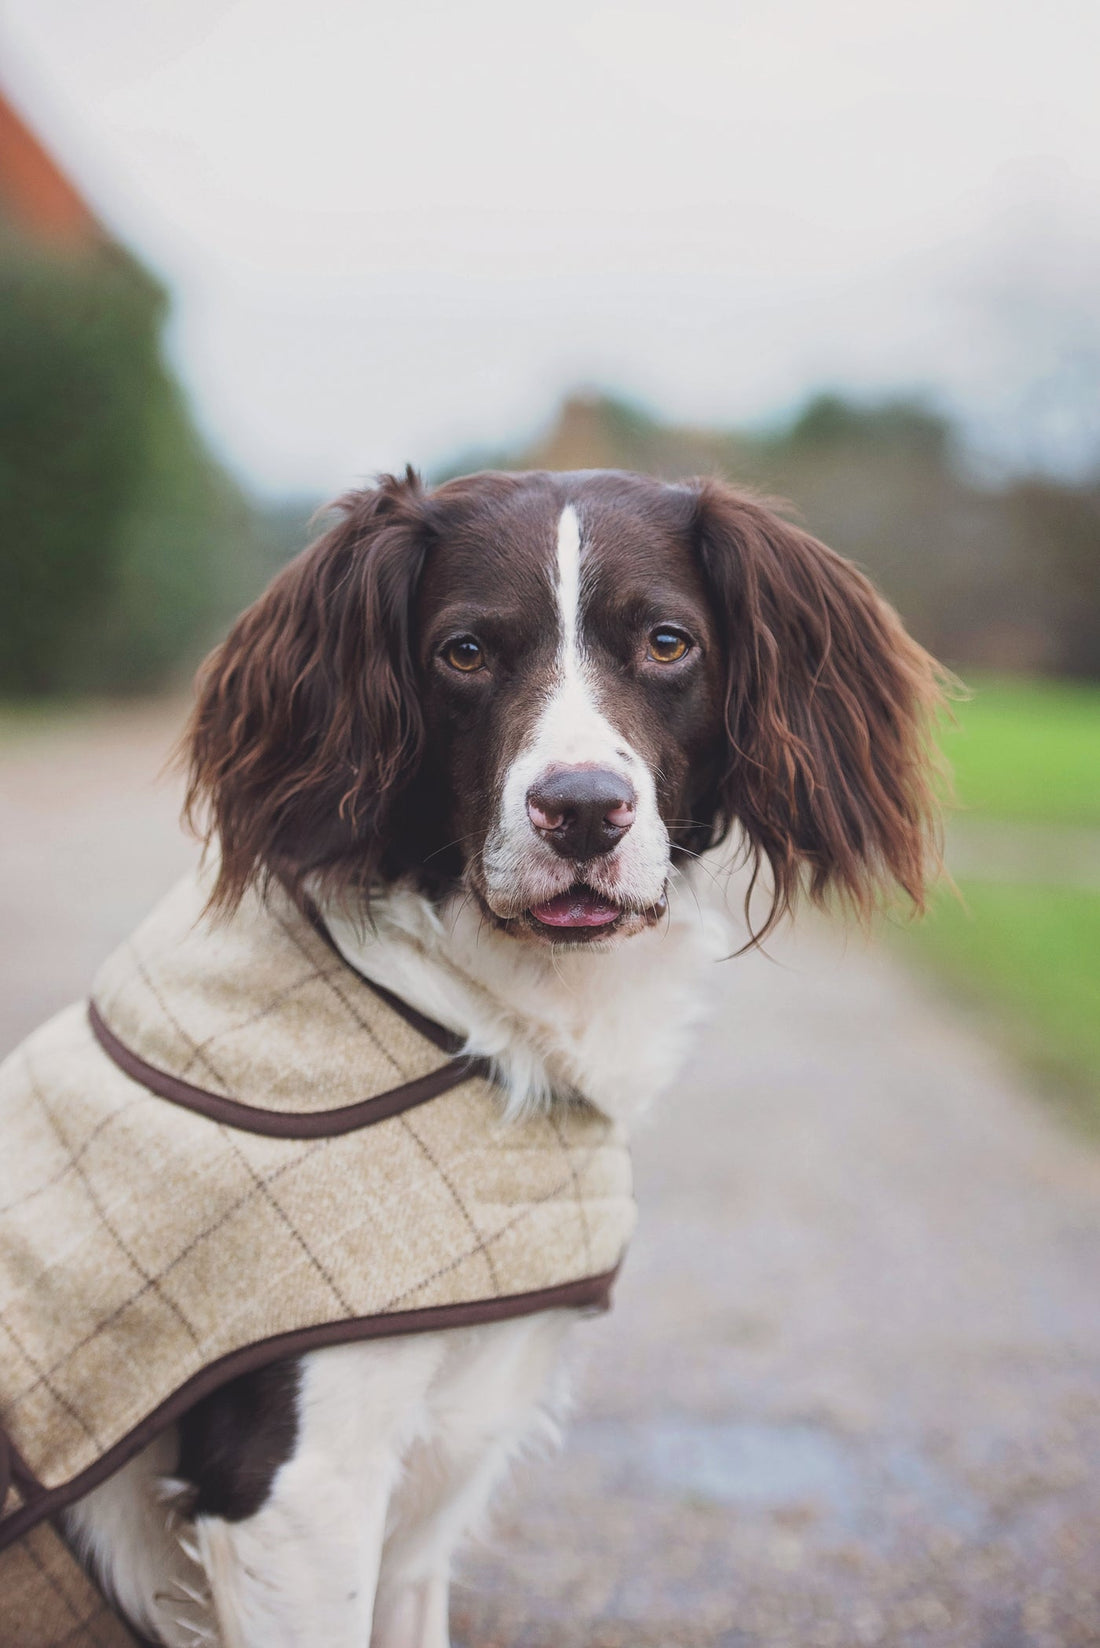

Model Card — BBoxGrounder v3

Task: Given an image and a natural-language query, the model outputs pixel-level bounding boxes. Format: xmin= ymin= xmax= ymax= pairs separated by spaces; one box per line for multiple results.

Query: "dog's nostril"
xmin=527 ymin=799 xmax=566 ymax=831
xmin=605 ymin=799 xmax=636 ymax=829
xmin=526 ymin=768 xmax=637 ymax=861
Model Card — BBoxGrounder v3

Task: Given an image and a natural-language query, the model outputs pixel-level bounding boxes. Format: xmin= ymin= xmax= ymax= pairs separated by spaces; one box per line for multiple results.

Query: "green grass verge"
xmin=898 ymin=674 xmax=1100 ymax=1120
xmin=0 ymin=699 xmax=107 ymax=748
xmin=904 ymin=881 xmax=1100 ymax=1123
xmin=943 ymin=674 xmax=1100 ymax=826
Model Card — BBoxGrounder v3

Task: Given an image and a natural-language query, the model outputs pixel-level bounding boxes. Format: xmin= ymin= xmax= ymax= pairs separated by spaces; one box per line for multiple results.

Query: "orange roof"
xmin=0 ymin=89 xmax=103 ymax=247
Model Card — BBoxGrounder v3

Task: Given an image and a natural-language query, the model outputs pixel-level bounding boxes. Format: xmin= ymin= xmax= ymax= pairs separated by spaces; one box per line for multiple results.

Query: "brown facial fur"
xmin=183 ymin=468 xmax=945 ymax=941
xmin=413 ymin=472 xmax=726 ymax=934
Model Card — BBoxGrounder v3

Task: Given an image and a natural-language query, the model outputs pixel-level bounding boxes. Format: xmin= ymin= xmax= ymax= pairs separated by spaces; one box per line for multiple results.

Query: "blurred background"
xmin=2 ymin=3 xmax=1099 ymax=1643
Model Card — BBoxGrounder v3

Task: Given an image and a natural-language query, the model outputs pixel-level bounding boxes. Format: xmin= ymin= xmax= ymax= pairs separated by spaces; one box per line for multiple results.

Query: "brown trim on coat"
xmin=0 ymin=1267 xmax=620 ymax=1555
xmin=3 ymin=1430 xmax=44 ymax=1505
xmin=303 ymin=902 xmax=467 ymax=1055
xmin=86 ymin=1001 xmax=493 ymax=1138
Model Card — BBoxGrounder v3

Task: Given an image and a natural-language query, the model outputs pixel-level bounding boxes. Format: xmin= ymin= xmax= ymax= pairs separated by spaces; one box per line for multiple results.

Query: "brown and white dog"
xmin=63 ymin=468 xmax=943 ymax=1646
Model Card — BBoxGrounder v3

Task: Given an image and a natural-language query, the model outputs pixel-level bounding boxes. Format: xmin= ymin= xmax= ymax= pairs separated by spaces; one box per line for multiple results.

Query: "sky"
xmin=2 ymin=0 xmax=1099 ymax=496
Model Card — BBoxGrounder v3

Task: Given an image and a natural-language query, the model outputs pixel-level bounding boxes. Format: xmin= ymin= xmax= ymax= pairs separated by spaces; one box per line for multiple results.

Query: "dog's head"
xmin=185 ymin=468 xmax=944 ymax=945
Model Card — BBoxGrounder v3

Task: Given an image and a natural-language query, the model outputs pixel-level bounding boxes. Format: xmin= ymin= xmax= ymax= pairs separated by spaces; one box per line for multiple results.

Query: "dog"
xmin=15 ymin=467 xmax=941 ymax=1646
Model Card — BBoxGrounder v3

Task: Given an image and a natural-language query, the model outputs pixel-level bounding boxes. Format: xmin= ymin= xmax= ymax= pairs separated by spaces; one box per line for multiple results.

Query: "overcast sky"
xmin=3 ymin=0 xmax=1099 ymax=495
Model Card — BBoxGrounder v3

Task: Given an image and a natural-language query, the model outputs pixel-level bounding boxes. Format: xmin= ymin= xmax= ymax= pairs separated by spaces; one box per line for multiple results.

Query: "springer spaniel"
xmin=61 ymin=468 xmax=942 ymax=1646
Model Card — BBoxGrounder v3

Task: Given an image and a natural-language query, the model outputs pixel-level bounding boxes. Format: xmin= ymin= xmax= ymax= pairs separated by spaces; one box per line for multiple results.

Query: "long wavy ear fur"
xmin=183 ymin=471 xmax=430 ymax=914
xmin=691 ymin=479 xmax=949 ymax=940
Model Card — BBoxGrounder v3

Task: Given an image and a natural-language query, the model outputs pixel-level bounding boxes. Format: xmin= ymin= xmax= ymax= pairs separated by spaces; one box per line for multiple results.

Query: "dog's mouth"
xmin=529 ymin=885 xmax=622 ymax=930
xmin=515 ymin=883 xmax=666 ymax=944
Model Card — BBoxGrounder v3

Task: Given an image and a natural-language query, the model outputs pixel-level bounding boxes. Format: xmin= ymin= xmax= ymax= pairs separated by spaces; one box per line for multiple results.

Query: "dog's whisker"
xmin=422 ymin=829 xmax=484 ymax=866
xmin=667 ymin=870 xmax=706 ymax=931
xmin=669 ymin=843 xmax=734 ymax=901
xmin=447 ymin=887 xmax=479 ymax=939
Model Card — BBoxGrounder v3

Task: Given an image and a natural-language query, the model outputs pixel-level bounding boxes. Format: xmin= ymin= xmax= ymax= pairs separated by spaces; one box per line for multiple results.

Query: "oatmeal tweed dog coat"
xmin=0 ymin=874 xmax=636 ymax=1646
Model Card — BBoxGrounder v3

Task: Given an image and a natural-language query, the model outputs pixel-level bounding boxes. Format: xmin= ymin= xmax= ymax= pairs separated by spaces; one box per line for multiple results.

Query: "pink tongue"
xmin=530 ymin=888 xmax=622 ymax=928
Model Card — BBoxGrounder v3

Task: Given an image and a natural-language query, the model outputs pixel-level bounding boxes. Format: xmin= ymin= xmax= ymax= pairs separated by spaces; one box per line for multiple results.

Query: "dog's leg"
xmin=371 ymin=1430 xmax=507 ymax=1648
xmin=197 ymin=1464 xmax=390 ymax=1648
xmin=372 ymin=1312 xmax=575 ymax=1648
xmin=193 ymin=1336 xmax=447 ymax=1648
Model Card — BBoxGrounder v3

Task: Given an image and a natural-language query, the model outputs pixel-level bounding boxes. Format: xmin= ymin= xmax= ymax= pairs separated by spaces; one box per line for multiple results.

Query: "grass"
xmin=0 ymin=697 xmax=95 ymax=745
xmin=942 ymin=673 xmax=1100 ymax=826
xmin=906 ymin=883 xmax=1100 ymax=1127
xmin=898 ymin=673 xmax=1100 ymax=1120
xmin=0 ymin=694 xmax=182 ymax=747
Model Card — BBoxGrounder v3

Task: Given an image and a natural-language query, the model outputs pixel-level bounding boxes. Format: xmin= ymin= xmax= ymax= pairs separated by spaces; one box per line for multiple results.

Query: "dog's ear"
xmin=184 ymin=471 xmax=430 ymax=913
xmin=691 ymin=479 xmax=947 ymax=937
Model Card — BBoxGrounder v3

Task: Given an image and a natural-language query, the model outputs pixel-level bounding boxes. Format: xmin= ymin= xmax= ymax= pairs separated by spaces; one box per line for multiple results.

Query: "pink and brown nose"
xmin=526 ymin=768 xmax=636 ymax=860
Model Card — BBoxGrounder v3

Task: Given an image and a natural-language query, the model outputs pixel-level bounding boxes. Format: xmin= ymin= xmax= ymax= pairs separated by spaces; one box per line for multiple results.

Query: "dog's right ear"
xmin=183 ymin=470 xmax=430 ymax=914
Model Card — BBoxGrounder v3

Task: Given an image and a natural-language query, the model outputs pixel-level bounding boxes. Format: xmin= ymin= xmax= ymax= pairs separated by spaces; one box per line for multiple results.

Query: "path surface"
xmin=2 ymin=706 xmax=1099 ymax=1648
xmin=947 ymin=818 xmax=1100 ymax=889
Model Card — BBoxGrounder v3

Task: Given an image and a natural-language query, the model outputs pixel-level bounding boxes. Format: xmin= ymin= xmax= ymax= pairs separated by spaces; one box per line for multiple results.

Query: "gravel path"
xmin=947 ymin=819 xmax=1100 ymax=888
xmin=2 ymin=706 xmax=1099 ymax=1648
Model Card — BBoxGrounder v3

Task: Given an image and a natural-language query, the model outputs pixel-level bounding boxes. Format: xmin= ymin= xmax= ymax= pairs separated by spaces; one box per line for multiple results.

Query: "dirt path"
xmin=3 ymin=706 xmax=1099 ymax=1648
xmin=947 ymin=819 xmax=1100 ymax=888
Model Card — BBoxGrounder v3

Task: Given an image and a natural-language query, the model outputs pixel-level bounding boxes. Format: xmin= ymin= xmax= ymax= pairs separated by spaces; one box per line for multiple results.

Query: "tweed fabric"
xmin=0 ymin=1494 xmax=140 ymax=1647
xmin=91 ymin=872 xmax=456 ymax=1116
xmin=0 ymin=873 xmax=635 ymax=1568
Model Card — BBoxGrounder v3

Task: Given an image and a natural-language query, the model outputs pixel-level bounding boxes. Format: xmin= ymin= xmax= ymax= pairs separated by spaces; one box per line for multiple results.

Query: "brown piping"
xmin=0 ymin=1267 xmax=619 ymax=1554
xmin=304 ymin=902 xmax=467 ymax=1054
xmin=87 ymin=1001 xmax=493 ymax=1139
xmin=4 ymin=1431 xmax=41 ymax=1506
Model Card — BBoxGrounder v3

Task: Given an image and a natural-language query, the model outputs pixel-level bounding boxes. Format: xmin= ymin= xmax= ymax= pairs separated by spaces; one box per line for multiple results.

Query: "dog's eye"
xmin=442 ymin=636 xmax=485 ymax=673
xmin=647 ymin=628 xmax=691 ymax=664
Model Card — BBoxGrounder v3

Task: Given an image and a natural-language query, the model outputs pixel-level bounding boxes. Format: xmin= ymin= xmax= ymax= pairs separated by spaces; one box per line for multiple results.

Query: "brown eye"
xmin=647 ymin=628 xmax=691 ymax=664
xmin=442 ymin=636 xmax=485 ymax=673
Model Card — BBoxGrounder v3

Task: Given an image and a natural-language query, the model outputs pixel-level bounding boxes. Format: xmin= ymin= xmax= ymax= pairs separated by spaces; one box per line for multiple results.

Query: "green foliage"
xmin=0 ymin=243 xmax=269 ymax=696
xmin=899 ymin=675 xmax=1100 ymax=1117
xmin=1002 ymin=478 xmax=1100 ymax=678
xmin=0 ymin=248 xmax=154 ymax=690
xmin=909 ymin=883 xmax=1100 ymax=1125
xmin=785 ymin=391 xmax=950 ymax=461
xmin=942 ymin=675 xmax=1100 ymax=826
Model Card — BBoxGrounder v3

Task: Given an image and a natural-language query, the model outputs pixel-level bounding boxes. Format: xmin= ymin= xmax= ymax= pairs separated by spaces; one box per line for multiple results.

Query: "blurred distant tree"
xmin=1004 ymin=478 xmax=1100 ymax=679
xmin=0 ymin=241 xmax=271 ymax=695
xmin=784 ymin=392 xmax=950 ymax=462
xmin=0 ymin=92 xmax=304 ymax=697
xmin=0 ymin=248 xmax=154 ymax=690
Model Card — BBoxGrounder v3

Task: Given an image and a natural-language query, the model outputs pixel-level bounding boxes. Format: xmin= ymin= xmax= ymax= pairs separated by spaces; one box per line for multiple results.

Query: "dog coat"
xmin=0 ymin=873 xmax=636 ymax=1645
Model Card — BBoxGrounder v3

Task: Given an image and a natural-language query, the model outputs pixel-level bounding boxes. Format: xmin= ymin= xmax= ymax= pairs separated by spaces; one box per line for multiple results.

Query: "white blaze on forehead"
xmin=543 ymin=501 xmax=604 ymax=761
xmin=479 ymin=498 xmax=671 ymax=911
xmin=527 ymin=501 xmax=603 ymax=769
xmin=554 ymin=503 xmax=583 ymax=665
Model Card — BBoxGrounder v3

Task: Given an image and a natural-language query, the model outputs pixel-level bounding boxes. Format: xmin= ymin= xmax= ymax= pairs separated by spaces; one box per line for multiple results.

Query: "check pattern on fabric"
xmin=0 ymin=873 xmax=635 ymax=1561
xmin=0 ymin=1488 xmax=140 ymax=1648
xmin=90 ymin=875 xmax=458 ymax=1117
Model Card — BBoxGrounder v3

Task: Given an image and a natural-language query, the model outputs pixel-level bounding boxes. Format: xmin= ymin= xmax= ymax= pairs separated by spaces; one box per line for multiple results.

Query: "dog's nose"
xmin=526 ymin=768 xmax=636 ymax=860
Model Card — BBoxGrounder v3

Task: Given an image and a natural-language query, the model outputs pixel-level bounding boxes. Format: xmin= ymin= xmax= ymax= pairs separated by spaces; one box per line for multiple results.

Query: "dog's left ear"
xmin=691 ymin=479 xmax=947 ymax=935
